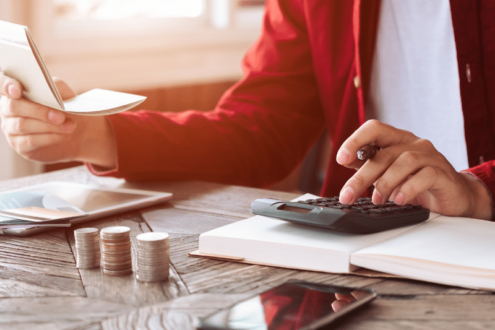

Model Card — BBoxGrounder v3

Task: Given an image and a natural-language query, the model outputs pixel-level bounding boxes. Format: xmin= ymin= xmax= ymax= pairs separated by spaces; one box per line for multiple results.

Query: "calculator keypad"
xmin=297 ymin=197 xmax=422 ymax=214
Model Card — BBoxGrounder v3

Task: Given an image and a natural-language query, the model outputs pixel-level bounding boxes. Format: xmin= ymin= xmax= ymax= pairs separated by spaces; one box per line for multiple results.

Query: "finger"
xmin=331 ymin=300 xmax=350 ymax=312
xmin=1 ymin=97 xmax=66 ymax=125
xmin=389 ymin=185 xmax=402 ymax=202
xmin=395 ymin=166 xmax=438 ymax=205
xmin=53 ymin=77 xmax=76 ymax=100
xmin=0 ymin=72 xmax=23 ymax=98
xmin=373 ymin=151 xmax=428 ymax=204
xmin=9 ymin=133 xmax=70 ymax=154
xmin=3 ymin=117 xmax=76 ymax=135
xmin=337 ymin=120 xmax=414 ymax=166
xmin=339 ymin=146 xmax=404 ymax=204
xmin=342 ymin=148 xmax=384 ymax=170
xmin=335 ymin=293 xmax=355 ymax=302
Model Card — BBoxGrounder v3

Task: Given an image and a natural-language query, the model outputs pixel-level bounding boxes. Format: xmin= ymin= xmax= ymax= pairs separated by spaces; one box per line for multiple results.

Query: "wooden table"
xmin=0 ymin=167 xmax=493 ymax=330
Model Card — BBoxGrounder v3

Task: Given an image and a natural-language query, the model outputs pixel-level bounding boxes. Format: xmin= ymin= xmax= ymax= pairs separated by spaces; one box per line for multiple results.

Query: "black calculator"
xmin=251 ymin=197 xmax=430 ymax=234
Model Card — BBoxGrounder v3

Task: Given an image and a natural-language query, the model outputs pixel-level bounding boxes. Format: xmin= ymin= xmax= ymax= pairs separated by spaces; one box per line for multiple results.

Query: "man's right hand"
xmin=0 ymin=73 xmax=117 ymax=169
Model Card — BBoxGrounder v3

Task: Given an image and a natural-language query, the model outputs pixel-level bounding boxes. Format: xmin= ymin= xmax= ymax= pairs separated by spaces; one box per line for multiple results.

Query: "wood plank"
xmin=334 ymin=320 xmax=495 ymax=330
xmin=0 ymin=229 xmax=85 ymax=297
xmin=142 ymin=205 xmax=242 ymax=235
xmin=337 ymin=295 xmax=495 ymax=326
xmin=67 ymin=212 xmax=189 ymax=307
xmin=0 ymin=297 xmax=129 ymax=330
xmin=125 ymin=180 xmax=298 ymax=218
xmin=101 ymin=293 xmax=250 ymax=330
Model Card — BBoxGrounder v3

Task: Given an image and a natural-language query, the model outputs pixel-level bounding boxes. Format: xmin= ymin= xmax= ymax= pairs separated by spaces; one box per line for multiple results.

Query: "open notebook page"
xmin=351 ymin=216 xmax=495 ymax=290
xmin=199 ymin=194 xmax=432 ymax=273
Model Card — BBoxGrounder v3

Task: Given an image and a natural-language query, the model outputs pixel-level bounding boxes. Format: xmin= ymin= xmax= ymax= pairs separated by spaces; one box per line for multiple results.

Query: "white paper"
xmin=352 ymin=216 xmax=495 ymax=271
xmin=63 ymin=88 xmax=146 ymax=115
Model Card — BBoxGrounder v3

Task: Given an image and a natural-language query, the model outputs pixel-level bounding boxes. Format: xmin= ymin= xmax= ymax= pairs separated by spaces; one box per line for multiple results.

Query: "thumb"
xmin=53 ymin=77 xmax=77 ymax=100
xmin=0 ymin=72 xmax=24 ymax=99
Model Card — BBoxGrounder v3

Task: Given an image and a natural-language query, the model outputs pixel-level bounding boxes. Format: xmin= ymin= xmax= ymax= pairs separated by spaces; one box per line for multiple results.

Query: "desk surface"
xmin=0 ymin=167 xmax=492 ymax=329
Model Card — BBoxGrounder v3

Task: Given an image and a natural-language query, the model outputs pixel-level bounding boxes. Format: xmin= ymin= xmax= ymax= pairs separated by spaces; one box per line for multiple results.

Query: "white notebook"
xmin=0 ymin=20 xmax=146 ymax=115
xmin=194 ymin=194 xmax=495 ymax=291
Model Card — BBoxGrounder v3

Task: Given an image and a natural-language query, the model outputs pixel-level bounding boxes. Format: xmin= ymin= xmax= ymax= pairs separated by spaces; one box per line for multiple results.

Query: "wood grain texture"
xmin=125 ymin=180 xmax=298 ymax=218
xmin=101 ymin=293 xmax=250 ymax=330
xmin=67 ymin=212 xmax=188 ymax=307
xmin=142 ymin=205 xmax=242 ymax=235
xmin=0 ymin=297 xmax=128 ymax=330
xmin=0 ymin=229 xmax=85 ymax=297
xmin=330 ymin=295 xmax=495 ymax=330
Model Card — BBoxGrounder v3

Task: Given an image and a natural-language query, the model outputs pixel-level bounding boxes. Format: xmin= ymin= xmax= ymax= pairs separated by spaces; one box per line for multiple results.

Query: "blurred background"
xmin=0 ymin=0 xmax=329 ymax=193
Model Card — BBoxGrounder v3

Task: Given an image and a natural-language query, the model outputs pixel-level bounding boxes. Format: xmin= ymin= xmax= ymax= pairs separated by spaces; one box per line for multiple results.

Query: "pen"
xmin=357 ymin=144 xmax=380 ymax=161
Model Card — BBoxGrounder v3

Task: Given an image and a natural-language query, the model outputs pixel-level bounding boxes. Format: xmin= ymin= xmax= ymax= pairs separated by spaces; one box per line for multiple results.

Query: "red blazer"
xmin=89 ymin=0 xmax=495 ymax=203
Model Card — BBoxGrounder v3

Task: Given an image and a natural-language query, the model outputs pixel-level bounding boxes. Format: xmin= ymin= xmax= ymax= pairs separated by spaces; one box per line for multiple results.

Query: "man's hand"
xmin=0 ymin=73 xmax=117 ymax=169
xmin=336 ymin=120 xmax=492 ymax=220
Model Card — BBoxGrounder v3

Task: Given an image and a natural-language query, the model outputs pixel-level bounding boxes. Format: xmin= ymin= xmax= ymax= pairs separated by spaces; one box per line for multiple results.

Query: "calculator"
xmin=251 ymin=197 xmax=430 ymax=234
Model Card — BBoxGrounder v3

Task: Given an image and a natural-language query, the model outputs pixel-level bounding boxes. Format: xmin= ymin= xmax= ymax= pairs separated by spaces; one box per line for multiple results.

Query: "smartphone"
xmin=197 ymin=280 xmax=376 ymax=330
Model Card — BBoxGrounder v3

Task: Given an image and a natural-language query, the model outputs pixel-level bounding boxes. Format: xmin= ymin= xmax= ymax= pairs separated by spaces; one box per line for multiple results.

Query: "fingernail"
xmin=340 ymin=187 xmax=354 ymax=204
xmin=394 ymin=192 xmax=405 ymax=205
xmin=61 ymin=121 xmax=75 ymax=131
xmin=8 ymin=84 xmax=20 ymax=98
xmin=372 ymin=190 xmax=383 ymax=205
xmin=48 ymin=110 xmax=65 ymax=124
xmin=337 ymin=149 xmax=350 ymax=164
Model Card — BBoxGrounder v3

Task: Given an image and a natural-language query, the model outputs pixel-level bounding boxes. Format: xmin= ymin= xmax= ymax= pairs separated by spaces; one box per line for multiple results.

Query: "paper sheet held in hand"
xmin=0 ymin=20 xmax=146 ymax=115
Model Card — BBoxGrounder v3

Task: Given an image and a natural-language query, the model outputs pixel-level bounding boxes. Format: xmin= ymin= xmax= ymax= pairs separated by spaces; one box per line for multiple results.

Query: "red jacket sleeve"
xmin=464 ymin=161 xmax=495 ymax=218
xmin=87 ymin=0 xmax=325 ymax=187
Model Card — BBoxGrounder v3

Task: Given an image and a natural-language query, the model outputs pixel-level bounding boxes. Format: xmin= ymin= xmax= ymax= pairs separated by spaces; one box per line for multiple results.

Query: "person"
xmin=1 ymin=0 xmax=494 ymax=220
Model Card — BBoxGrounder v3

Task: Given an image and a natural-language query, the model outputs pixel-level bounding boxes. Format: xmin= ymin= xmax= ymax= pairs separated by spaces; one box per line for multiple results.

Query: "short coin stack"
xmin=136 ymin=232 xmax=170 ymax=282
xmin=74 ymin=228 xmax=100 ymax=269
xmin=100 ymin=226 xmax=133 ymax=276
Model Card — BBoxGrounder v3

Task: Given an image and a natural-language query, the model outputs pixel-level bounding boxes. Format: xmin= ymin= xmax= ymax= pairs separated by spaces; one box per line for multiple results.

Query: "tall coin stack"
xmin=74 ymin=228 xmax=100 ymax=269
xmin=100 ymin=226 xmax=133 ymax=276
xmin=136 ymin=232 xmax=170 ymax=282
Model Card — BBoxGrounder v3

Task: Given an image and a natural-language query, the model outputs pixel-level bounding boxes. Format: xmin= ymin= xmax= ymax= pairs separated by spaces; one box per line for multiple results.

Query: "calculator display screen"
xmin=198 ymin=281 xmax=375 ymax=330
xmin=279 ymin=205 xmax=312 ymax=214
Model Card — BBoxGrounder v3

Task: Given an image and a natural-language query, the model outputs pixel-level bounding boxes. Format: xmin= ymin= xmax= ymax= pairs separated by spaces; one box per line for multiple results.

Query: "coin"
xmin=99 ymin=226 xmax=134 ymax=276
xmin=74 ymin=227 xmax=101 ymax=270
xmin=137 ymin=232 xmax=169 ymax=241
xmin=135 ymin=231 xmax=170 ymax=282
xmin=74 ymin=228 xmax=99 ymax=235
xmin=103 ymin=268 xmax=133 ymax=276
xmin=101 ymin=226 xmax=131 ymax=234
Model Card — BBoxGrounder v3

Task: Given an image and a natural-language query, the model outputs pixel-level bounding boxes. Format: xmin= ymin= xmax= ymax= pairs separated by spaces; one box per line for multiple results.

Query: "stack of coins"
xmin=74 ymin=228 xmax=100 ymax=269
xmin=136 ymin=232 xmax=170 ymax=282
xmin=100 ymin=226 xmax=133 ymax=276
